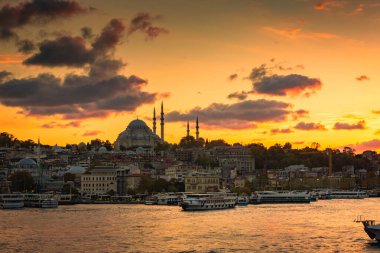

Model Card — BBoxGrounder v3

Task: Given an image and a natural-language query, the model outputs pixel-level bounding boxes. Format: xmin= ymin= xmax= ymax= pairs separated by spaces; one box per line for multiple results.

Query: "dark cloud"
xmin=0 ymin=0 xmax=86 ymax=32
xmin=333 ymin=120 xmax=366 ymax=130
xmin=41 ymin=121 xmax=81 ymax=128
xmin=270 ymin=128 xmax=293 ymax=135
xmin=294 ymin=122 xmax=327 ymax=131
xmin=356 ymin=75 xmax=370 ymax=81
xmin=24 ymin=19 xmax=124 ymax=67
xmin=17 ymin=39 xmax=36 ymax=53
xmin=249 ymin=64 xmax=267 ymax=82
xmin=128 ymin=12 xmax=168 ymax=40
xmin=0 ymin=28 xmax=17 ymax=41
xmin=80 ymin=26 xmax=93 ymax=39
xmin=0 ymin=71 xmax=11 ymax=83
xmin=252 ymin=74 xmax=322 ymax=97
xmin=83 ymin=130 xmax=102 ymax=137
xmin=228 ymin=73 xmax=238 ymax=81
xmin=166 ymin=99 xmax=293 ymax=129
xmin=24 ymin=36 xmax=94 ymax=67
xmin=227 ymin=91 xmax=251 ymax=100
xmin=0 ymin=72 xmax=157 ymax=118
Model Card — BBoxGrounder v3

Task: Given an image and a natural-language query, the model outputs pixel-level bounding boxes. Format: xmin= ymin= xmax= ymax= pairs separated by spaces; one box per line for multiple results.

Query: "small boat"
xmin=329 ymin=190 xmax=367 ymax=199
xmin=144 ymin=195 xmax=157 ymax=205
xmin=156 ymin=193 xmax=180 ymax=205
xmin=23 ymin=194 xmax=58 ymax=208
xmin=236 ymin=196 xmax=249 ymax=206
xmin=180 ymin=193 xmax=237 ymax=211
xmin=0 ymin=193 xmax=24 ymax=209
xmin=361 ymin=220 xmax=380 ymax=241
xmin=250 ymin=191 xmax=311 ymax=204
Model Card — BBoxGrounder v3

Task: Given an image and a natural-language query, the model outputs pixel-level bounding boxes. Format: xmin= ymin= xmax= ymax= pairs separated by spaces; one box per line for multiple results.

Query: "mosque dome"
xmin=114 ymin=119 xmax=160 ymax=150
xmin=17 ymin=158 xmax=37 ymax=166
xmin=66 ymin=166 xmax=86 ymax=174
xmin=98 ymin=146 xmax=108 ymax=153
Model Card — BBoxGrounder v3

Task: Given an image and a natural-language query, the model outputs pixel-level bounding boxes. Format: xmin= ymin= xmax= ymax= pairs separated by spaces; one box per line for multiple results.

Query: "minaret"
xmin=196 ymin=116 xmax=199 ymax=140
xmin=153 ymin=107 xmax=156 ymax=134
xmin=186 ymin=121 xmax=190 ymax=137
xmin=160 ymin=101 xmax=164 ymax=142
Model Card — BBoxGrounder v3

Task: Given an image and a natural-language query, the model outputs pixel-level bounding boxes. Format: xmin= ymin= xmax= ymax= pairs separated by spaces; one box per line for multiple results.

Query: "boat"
xmin=156 ymin=193 xmax=180 ymax=205
xmin=312 ymin=189 xmax=332 ymax=200
xmin=236 ymin=196 xmax=249 ymax=206
xmin=361 ymin=220 xmax=380 ymax=241
xmin=0 ymin=193 xmax=24 ymax=209
xmin=144 ymin=195 xmax=157 ymax=205
xmin=180 ymin=193 xmax=237 ymax=211
xmin=250 ymin=191 xmax=311 ymax=204
xmin=23 ymin=194 xmax=58 ymax=208
xmin=329 ymin=190 xmax=367 ymax=199
xmin=55 ymin=194 xmax=76 ymax=205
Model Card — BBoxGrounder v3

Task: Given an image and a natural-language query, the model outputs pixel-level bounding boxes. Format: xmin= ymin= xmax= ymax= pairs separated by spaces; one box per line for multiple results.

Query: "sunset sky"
xmin=1 ymin=0 xmax=380 ymax=152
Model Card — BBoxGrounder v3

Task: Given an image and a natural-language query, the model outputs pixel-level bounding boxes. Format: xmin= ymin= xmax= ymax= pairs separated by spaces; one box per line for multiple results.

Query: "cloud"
xmin=41 ymin=121 xmax=81 ymax=128
xmin=294 ymin=122 xmax=327 ymax=131
xmin=24 ymin=19 xmax=124 ymax=67
xmin=24 ymin=36 xmax=94 ymax=67
xmin=356 ymin=75 xmax=370 ymax=81
xmin=0 ymin=70 xmax=11 ymax=82
xmin=372 ymin=110 xmax=380 ymax=114
xmin=128 ymin=12 xmax=168 ymax=40
xmin=263 ymin=26 xmax=337 ymax=40
xmin=314 ymin=1 xmax=345 ymax=11
xmin=333 ymin=120 xmax=366 ymax=130
xmin=0 ymin=0 xmax=88 ymax=40
xmin=16 ymin=39 xmax=36 ymax=54
xmin=228 ymin=73 xmax=238 ymax=81
xmin=227 ymin=91 xmax=251 ymax=101
xmin=252 ymin=74 xmax=322 ymax=97
xmin=166 ymin=99 xmax=294 ymax=129
xmin=343 ymin=139 xmax=380 ymax=153
xmin=292 ymin=141 xmax=305 ymax=145
xmin=270 ymin=128 xmax=293 ymax=135
xmin=83 ymin=130 xmax=103 ymax=137
xmin=0 ymin=72 xmax=157 ymax=118
xmin=81 ymin=26 xmax=93 ymax=39
xmin=292 ymin=109 xmax=309 ymax=120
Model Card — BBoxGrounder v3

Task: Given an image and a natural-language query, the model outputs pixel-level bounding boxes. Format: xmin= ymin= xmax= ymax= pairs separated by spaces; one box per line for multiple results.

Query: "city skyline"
xmin=1 ymin=0 xmax=380 ymax=152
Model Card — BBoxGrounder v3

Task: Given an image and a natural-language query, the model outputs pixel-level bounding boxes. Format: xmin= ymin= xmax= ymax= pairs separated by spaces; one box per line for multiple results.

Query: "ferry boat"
xmin=55 ymin=194 xmax=76 ymax=205
xmin=180 ymin=193 xmax=237 ymax=211
xmin=312 ymin=189 xmax=332 ymax=200
xmin=361 ymin=220 xmax=380 ymax=241
xmin=0 ymin=194 xmax=24 ymax=209
xmin=144 ymin=195 xmax=157 ymax=205
xmin=236 ymin=196 xmax=249 ymax=206
xmin=156 ymin=193 xmax=180 ymax=205
xmin=329 ymin=190 xmax=367 ymax=199
xmin=250 ymin=191 xmax=311 ymax=204
xmin=23 ymin=194 xmax=58 ymax=208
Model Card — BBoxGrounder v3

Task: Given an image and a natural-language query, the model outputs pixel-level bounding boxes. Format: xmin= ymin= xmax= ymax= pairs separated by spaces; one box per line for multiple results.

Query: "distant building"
xmin=81 ymin=166 xmax=117 ymax=195
xmin=184 ymin=173 xmax=219 ymax=193
xmin=213 ymin=146 xmax=255 ymax=175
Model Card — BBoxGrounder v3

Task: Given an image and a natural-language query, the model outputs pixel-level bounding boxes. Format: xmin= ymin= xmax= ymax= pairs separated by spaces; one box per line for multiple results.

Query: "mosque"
xmin=114 ymin=102 xmax=200 ymax=150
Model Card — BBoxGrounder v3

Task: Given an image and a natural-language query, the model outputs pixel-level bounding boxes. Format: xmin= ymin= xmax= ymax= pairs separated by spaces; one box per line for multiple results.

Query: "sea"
xmin=1 ymin=198 xmax=380 ymax=253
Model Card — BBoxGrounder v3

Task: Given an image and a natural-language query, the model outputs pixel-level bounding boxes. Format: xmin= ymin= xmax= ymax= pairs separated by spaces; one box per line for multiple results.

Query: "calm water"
xmin=1 ymin=199 xmax=380 ymax=253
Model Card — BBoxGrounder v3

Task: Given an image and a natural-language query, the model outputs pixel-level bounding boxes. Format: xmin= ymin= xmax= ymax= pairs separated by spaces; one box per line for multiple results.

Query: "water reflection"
xmin=0 ymin=199 xmax=379 ymax=252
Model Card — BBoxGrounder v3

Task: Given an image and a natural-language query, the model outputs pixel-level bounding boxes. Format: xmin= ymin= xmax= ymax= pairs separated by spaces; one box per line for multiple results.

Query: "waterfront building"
xmin=184 ymin=173 xmax=220 ymax=193
xmin=116 ymin=163 xmax=140 ymax=195
xmin=213 ymin=146 xmax=255 ymax=175
xmin=81 ymin=166 xmax=117 ymax=195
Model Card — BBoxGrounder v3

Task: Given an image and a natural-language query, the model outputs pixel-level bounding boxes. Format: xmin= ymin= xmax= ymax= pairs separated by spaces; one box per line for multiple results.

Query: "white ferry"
xmin=0 ymin=194 xmax=24 ymax=209
xmin=250 ymin=191 xmax=311 ymax=204
xmin=236 ymin=196 xmax=249 ymax=206
xmin=23 ymin=194 xmax=58 ymax=208
xmin=180 ymin=193 xmax=237 ymax=211
xmin=329 ymin=190 xmax=367 ymax=199
xmin=361 ymin=220 xmax=380 ymax=241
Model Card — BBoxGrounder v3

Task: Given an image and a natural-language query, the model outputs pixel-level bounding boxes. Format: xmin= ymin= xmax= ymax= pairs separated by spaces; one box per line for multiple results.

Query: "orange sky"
xmin=1 ymin=0 xmax=380 ymax=153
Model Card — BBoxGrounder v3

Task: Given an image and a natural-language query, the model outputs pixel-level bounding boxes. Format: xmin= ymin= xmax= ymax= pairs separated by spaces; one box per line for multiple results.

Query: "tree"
xmin=103 ymin=140 xmax=113 ymax=151
xmin=64 ymin=173 xmax=76 ymax=182
xmin=8 ymin=171 xmax=34 ymax=192
xmin=205 ymin=139 xmax=230 ymax=148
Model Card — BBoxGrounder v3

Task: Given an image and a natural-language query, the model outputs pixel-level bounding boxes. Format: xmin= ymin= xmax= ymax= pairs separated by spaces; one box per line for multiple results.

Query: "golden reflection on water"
xmin=1 ymin=199 xmax=380 ymax=252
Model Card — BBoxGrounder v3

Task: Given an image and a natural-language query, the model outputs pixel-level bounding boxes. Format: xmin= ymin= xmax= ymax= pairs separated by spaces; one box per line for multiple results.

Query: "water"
xmin=1 ymin=199 xmax=380 ymax=253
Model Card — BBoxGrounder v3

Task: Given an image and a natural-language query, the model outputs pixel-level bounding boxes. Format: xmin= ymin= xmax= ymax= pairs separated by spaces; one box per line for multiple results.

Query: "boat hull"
xmin=364 ymin=227 xmax=380 ymax=241
xmin=181 ymin=202 xmax=236 ymax=211
xmin=1 ymin=202 xmax=24 ymax=209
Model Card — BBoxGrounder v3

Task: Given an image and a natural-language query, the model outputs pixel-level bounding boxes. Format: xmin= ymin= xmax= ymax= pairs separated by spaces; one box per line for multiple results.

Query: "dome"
xmin=114 ymin=119 xmax=160 ymax=150
xmin=98 ymin=146 xmax=108 ymax=153
xmin=17 ymin=158 xmax=37 ymax=166
xmin=128 ymin=119 xmax=148 ymax=128
xmin=66 ymin=166 xmax=86 ymax=174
